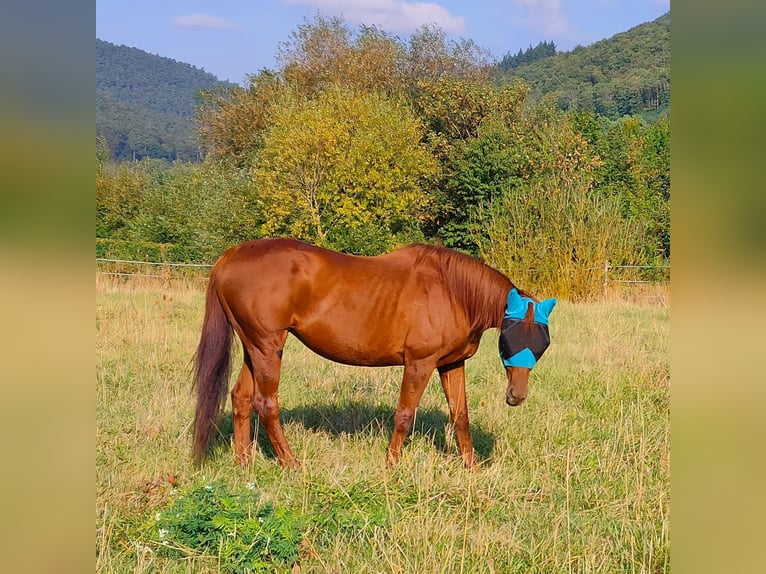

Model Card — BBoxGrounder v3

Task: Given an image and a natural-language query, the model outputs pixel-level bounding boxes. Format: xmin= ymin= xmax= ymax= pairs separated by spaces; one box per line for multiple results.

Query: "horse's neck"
xmin=491 ymin=278 xmax=514 ymax=330
xmin=465 ymin=274 xmax=513 ymax=334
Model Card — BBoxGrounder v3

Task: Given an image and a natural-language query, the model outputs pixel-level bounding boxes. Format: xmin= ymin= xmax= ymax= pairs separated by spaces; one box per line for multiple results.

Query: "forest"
xmin=504 ymin=12 xmax=670 ymax=121
xmin=96 ymin=14 xmax=670 ymax=300
xmin=97 ymin=39 xmax=236 ymax=161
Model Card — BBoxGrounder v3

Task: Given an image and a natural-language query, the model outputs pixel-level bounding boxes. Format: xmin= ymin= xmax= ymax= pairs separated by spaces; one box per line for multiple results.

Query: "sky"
xmin=96 ymin=0 xmax=670 ymax=86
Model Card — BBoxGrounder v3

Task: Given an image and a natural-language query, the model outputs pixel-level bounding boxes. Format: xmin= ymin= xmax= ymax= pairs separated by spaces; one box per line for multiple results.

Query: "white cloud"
xmin=283 ymin=0 xmax=465 ymax=33
xmin=512 ymin=0 xmax=568 ymax=37
xmin=171 ymin=14 xmax=240 ymax=31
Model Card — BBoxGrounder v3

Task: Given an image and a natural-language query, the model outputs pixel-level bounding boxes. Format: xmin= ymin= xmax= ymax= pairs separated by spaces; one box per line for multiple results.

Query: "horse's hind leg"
xmin=246 ymin=334 xmax=298 ymax=468
xmin=231 ymin=360 xmax=255 ymax=465
xmin=438 ymin=361 xmax=476 ymax=468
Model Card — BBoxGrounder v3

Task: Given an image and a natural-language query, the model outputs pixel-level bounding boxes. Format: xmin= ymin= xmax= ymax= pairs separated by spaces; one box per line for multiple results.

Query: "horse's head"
xmin=499 ymin=289 xmax=557 ymax=406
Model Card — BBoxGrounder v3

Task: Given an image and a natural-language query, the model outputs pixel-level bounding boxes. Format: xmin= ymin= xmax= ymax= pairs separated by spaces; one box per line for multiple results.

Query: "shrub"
xmin=151 ymin=481 xmax=303 ymax=573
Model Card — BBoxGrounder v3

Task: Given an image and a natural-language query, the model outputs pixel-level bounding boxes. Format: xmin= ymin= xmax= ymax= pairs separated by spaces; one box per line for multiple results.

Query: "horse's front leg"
xmin=387 ymin=358 xmax=436 ymax=466
xmin=438 ymin=361 xmax=476 ymax=468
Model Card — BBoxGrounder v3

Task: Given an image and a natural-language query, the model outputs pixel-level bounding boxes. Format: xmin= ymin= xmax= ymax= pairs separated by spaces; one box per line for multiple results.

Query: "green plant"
xmin=151 ymin=481 xmax=303 ymax=573
xmin=308 ymin=480 xmax=392 ymax=545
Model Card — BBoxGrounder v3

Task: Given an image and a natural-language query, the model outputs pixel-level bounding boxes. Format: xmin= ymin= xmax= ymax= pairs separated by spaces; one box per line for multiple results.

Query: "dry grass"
xmin=96 ymin=274 xmax=669 ymax=573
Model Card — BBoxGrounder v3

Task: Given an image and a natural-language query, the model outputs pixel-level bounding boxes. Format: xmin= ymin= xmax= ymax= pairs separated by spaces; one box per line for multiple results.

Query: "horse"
xmin=192 ymin=237 xmax=556 ymax=468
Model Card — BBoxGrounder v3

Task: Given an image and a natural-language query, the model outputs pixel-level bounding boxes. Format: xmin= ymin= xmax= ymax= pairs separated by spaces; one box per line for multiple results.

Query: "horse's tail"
xmin=192 ymin=271 xmax=233 ymax=464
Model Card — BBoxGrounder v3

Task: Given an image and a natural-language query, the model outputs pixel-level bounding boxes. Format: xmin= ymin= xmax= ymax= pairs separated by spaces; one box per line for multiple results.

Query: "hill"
xmin=97 ymin=39 xmax=237 ymax=161
xmin=498 ymin=12 xmax=670 ymax=120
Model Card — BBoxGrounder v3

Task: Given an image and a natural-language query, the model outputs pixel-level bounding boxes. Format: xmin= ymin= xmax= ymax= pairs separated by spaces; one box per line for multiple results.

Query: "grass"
xmin=96 ymin=274 xmax=669 ymax=573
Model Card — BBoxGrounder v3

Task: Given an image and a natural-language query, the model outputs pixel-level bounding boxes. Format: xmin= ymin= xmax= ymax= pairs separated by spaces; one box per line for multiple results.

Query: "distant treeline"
xmin=499 ymin=41 xmax=557 ymax=71
xmin=97 ymin=16 xmax=669 ymax=300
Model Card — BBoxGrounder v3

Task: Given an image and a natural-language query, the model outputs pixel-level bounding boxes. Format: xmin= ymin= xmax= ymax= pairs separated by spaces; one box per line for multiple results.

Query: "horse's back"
xmin=214 ymin=238 xmax=413 ymax=301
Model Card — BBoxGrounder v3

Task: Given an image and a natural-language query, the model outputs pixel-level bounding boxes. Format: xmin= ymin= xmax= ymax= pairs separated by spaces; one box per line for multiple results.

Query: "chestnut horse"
xmin=192 ymin=238 xmax=555 ymax=468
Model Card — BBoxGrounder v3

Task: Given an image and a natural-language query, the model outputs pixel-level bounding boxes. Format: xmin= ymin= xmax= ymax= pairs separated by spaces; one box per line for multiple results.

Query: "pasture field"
xmin=96 ymin=275 xmax=669 ymax=573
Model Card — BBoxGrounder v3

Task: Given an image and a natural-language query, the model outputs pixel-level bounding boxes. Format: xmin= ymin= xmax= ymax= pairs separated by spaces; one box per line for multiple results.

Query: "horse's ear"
xmin=505 ymin=288 xmax=526 ymax=318
xmin=537 ymin=298 xmax=557 ymax=322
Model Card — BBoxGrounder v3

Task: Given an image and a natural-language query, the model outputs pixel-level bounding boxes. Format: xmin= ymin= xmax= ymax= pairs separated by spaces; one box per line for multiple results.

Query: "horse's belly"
xmin=290 ymin=323 xmax=404 ymax=367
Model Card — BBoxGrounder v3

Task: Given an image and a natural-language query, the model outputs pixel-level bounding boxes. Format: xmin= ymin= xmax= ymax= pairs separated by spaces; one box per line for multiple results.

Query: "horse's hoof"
xmin=281 ymin=458 xmax=301 ymax=470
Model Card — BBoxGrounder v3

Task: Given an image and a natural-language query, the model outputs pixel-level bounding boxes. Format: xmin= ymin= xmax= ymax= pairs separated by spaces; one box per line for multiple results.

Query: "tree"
xmin=415 ymin=78 xmax=529 ymax=251
xmin=252 ymin=88 xmax=438 ymax=254
xmin=96 ymin=160 xmax=150 ymax=239
xmin=415 ymin=78 xmax=526 ymax=142
xmin=198 ymin=71 xmax=284 ymax=165
xmin=592 ymin=115 xmax=670 ymax=259
xmin=277 ymin=16 xmax=406 ymax=97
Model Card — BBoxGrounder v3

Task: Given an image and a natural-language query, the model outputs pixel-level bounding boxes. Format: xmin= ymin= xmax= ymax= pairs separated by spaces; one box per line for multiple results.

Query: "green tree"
xmin=593 ymin=115 xmax=670 ymax=260
xmin=641 ymin=117 xmax=670 ymax=257
xmin=499 ymin=40 xmax=557 ymax=71
xmin=252 ymin=88 xmax=438 ymax=254
xmin=414 ymin=78 xmax=529 ymax=250
xmin=124 ymin=162 xmax=261 ymax=261
xmin=96 ymin=159 xmax=263 ymax=262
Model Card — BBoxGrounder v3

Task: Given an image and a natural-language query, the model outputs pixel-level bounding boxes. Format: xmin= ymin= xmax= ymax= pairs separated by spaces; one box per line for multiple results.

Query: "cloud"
xmin=511 ymin=0 xmax=568 ymax=37
xmin=171 ymin=14 xmax=240 ymax=31
xmin=283 ymin=0 xmax=465 ymax=33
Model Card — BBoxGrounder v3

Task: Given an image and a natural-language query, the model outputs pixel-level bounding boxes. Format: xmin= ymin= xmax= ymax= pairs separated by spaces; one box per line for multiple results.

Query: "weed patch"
xmin=148 ymin=481 xmax=303 ymax=572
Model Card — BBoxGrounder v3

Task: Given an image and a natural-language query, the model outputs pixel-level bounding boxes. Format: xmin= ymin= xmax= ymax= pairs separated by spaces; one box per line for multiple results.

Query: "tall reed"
xmin=474 ymin=172 xmax=644 ymax=300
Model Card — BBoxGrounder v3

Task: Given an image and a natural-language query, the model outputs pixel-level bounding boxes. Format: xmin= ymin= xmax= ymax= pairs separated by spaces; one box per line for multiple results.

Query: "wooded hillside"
xmin=499 ymin=12 xmax=670 ymax=120
xmin=96 ymin=39 xmax=236 ymax=161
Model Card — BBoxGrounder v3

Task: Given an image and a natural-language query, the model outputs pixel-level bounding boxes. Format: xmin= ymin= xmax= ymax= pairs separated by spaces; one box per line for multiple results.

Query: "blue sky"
xmin=96 ymin=0 xmax=670 ymax=85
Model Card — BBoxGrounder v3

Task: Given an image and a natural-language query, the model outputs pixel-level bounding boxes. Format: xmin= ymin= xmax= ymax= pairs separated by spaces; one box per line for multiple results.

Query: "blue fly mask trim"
xmin=499 ymin=289 xmax=557 ymax=368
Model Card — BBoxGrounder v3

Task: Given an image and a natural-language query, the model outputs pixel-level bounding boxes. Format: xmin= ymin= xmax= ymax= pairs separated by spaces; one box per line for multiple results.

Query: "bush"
xmin=151 ymin=481 xmax=303 ymax=573
xmin=96 ymin=238 xmax=201 ymax=263
xmin=474 ymin=172 xmax=643 ymax=300
xmin=96 ymin=160 xmax=263 ymax=263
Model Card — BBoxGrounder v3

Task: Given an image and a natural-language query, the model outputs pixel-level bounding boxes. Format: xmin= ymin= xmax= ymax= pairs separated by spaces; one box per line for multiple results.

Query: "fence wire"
xmin=97 ymin=258 xmax=669 ymax=299
xmin=96 ymin=258 xmax=213 ymax=280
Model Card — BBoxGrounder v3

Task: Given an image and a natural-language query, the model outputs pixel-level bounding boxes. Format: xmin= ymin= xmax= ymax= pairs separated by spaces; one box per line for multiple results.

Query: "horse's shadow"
xmin=212 ymin=400 xmax=496 ymax=464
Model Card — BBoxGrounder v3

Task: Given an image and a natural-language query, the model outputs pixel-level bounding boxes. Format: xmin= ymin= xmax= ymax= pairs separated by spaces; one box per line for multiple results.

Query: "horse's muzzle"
xmin=505 ymin=366 xmax=529 ymax=406
xmin=506 ymin=390 xmax=526 ymax=406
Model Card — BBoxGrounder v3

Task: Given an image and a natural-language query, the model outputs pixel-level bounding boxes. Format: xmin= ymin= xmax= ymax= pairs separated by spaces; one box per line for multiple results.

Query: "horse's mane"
xmin=401 ymin=244 xmax=514 ymax=333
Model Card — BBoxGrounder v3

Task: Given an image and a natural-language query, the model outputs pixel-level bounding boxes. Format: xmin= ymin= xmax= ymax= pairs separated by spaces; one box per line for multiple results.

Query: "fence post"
xmin=161 ymin=244 xmax=169 ymax=281
xmin=603 ymin=260 xmax=609 ymax=298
